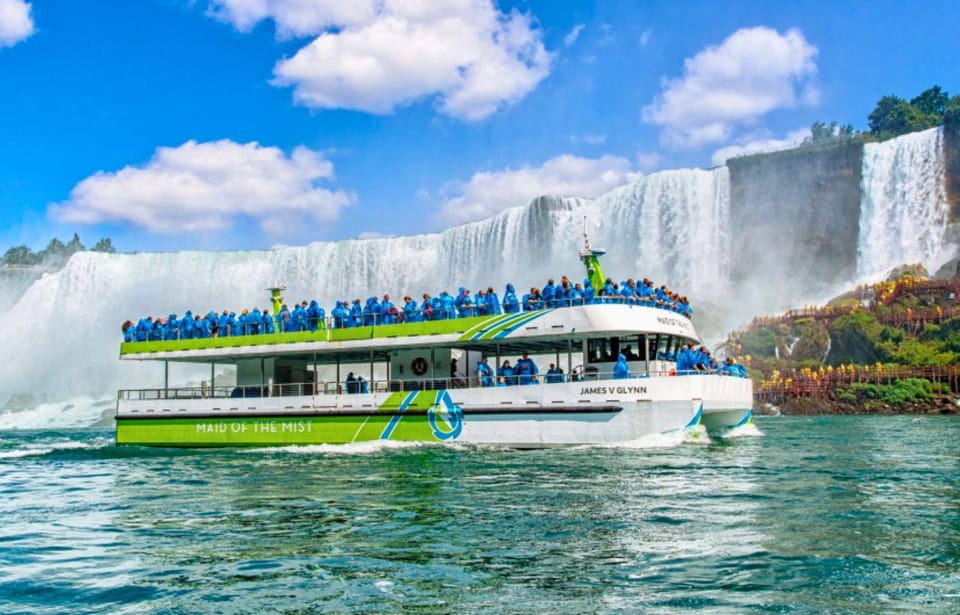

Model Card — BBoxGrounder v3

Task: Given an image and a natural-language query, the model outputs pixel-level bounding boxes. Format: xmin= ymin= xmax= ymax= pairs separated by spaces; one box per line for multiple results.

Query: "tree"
xmin=2 ymin=245 xmax=37 ymax=266
xmin=802 ymin=121 xmax=858 ymax=146
xmin=91 ymin=238 xmax=116 ymax=253
xmin=910 ymin=85 xmax=950 ymax=117
xmin=868 ymin=95 xmax=932 ymax=138
xmin=65 ymin=232 xmax=85 ymax=255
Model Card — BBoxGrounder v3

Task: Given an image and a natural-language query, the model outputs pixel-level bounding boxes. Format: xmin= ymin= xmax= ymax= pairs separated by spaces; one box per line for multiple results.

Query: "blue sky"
xmin=0 ymin=0 xmax=957 ymax=253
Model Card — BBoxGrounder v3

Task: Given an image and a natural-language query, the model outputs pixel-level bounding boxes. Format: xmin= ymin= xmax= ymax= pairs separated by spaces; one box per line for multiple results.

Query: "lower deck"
xmin=116 ymin=375 xmax=753 ymax=447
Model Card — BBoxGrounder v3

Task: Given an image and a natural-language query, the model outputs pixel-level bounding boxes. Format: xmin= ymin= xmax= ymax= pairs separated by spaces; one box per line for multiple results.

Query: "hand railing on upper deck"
xmin=123 ymin=295 xmax=694 ymax=344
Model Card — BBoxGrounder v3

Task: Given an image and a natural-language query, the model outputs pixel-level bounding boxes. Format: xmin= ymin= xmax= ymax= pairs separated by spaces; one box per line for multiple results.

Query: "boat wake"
xmin=244 ymin=439 xmax=438 ymax=456
xmin=590 ymin=425 xmax=713 ymax=450
xmin=717 ymin=421 xmax=764 ymax=439
xmin=0 ymin=436 xmax=112 ymax=460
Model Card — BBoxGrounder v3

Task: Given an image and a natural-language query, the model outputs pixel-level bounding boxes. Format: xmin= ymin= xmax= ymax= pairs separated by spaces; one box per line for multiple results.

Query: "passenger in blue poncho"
xmin=473 ymin=289 xmax=487 ymax=316
xmin=420 ymin=293 xmax=435 ymax=321
xmin=381 ymin=294 xmax=397 ymax=324
xmin=676 ymin=342 xmax=696 ymax=374
xmin=722 ymin=357 xmax=748 ymax=378
xmin=545 ymin=364 xmax=564 ymax=383
xmin=485 ymin=287 xmax=502 ymax=315
xmin=122 ymin=321 xmax=135 ymax=342
xmin=502 ymin=283 xmax=519 ymax=313
xmin=225 ymin=312 xmax=238 ymax=336
xmin=477 ymin=357 xmax=494 ymax=387
xmin=349 ymin=299 xmax=362 ymax=327
xmin=403 ymin=296 xmax=420 ymax=323
xmin=542 ymin=279 xmax=556 ymax=308
xmin=331 ymin=301 xmax=347 ymax=328
xmin=180 ymin=310 xmax=195 ymax=339
xmin=497 ymin=360 xmax=515 ymax=386
xmin=290 ymin=303 xmax=305 ymax=331
xmin=439 ymin=291 xmax=455 ymax=320
xmin=515 ymin=352 xmax=539 ymax=385
xmin=306 ymin=300 xmax=324 ymax=330
xmin=582 ymin=279 xmax=595 ymax=304
xmin=261 ymin=309 xmax=275 ymax=334
xmin=613 ymin=353 xmax=631 ymax=379
xmin=454 ymin=287 xmax=469 ymax=313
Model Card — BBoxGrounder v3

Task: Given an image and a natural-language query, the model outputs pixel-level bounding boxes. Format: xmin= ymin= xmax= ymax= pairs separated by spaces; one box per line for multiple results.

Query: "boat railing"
xmin=124 ymin=296 xmax=693 ymax=343
xmin=116 ymin=368 xmax=744 ymax=402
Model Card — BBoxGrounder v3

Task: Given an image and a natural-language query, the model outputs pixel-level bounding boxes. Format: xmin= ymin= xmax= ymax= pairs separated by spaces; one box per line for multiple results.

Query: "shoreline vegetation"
xmin=1 ymin=234 xmax=114 ymax=269
xmin=736 ymin=266 xmax=960 ymax=416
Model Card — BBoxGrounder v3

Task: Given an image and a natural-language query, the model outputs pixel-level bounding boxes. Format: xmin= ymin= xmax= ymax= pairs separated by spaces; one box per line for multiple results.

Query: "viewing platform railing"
xmin=122 ymin=296 xmax=693 ymax=344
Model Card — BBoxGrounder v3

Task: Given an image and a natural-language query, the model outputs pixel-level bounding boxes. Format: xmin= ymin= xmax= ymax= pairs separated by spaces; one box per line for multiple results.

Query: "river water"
xmin=0 ymin=416 xmax=957 ymax=613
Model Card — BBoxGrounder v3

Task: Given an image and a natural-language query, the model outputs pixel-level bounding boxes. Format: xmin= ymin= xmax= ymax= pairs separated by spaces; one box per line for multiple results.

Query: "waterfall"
xmin=858 ymin=127 xmax=952 ymax=278
xmin=0 ymin=167 xmax=730 ymax=411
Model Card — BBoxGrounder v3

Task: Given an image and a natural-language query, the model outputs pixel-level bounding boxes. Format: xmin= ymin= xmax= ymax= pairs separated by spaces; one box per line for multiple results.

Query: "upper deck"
xmin=120 ymin=303 xmax=700 ymax=363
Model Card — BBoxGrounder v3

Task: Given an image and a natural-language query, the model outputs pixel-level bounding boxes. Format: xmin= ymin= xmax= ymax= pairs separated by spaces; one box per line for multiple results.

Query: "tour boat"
xmin=115 ymin=236 xmax=753 ymax=447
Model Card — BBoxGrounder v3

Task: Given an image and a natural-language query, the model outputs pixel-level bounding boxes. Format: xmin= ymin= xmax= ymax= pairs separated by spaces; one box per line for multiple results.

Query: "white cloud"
xmin=635 ymin=151 xmax=662 ymax=172
xmin=710 ymin=128 xmax=810 ymax=166
xmin=207 ymin=0 xmax=378 ymax=38
xmin=436 ymin=154 xmax=638 ymax=225
xmin=642 ymin=26 xmax=818 ymax=148
xmin=0 ymin=0 xmax=34 ymax=48
xmin=49 ymin=140 xmax=354 ymax=235
xmin=564 ymin=23 xmax=584 ymax=46
xmin=639 ymin=28 xmax=652 ymax=46
xmin=210 ymin=0 xmax=552 ymax=121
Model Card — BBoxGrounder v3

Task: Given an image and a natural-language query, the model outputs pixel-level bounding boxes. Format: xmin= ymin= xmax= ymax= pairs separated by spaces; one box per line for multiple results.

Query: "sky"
xmin=0 ymin=0 xmax=957 ymax=253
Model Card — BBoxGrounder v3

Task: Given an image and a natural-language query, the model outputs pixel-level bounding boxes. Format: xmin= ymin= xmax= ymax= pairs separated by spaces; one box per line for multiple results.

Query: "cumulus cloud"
xmin=436 ymin=154 xmax=638 ymax=225
xmin=0 ymin=0 xmax=34 ymax=48
xmin=49 ymin=140 xmax=354 ymax=235
xmin=209 ymin=0 xmax=552 ymax=121
xmin=642 ymin=26 xmax=818 ymax=148
xmin=710 ymin=128 xmax=810 ymax=166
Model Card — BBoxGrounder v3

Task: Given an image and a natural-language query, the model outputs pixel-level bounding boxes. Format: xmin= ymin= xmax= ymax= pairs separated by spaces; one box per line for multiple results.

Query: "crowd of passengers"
xmin=122 ymin=276 xmax=694 ymax=343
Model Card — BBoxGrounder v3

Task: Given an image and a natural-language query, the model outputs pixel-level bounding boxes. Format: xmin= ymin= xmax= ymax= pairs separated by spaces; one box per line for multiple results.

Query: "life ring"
xmin=411 ymin=357 xmax=429 ymax=376
xmin=669 ymin=368 xmax=677 ymax=376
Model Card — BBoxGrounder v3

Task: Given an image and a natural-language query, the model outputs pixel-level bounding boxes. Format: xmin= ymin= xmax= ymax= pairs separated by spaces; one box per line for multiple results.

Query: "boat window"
xmin=587 ymin=335 xmax=645 ymax=363
xmin=654 ymin=335 xmax=682 ymax=361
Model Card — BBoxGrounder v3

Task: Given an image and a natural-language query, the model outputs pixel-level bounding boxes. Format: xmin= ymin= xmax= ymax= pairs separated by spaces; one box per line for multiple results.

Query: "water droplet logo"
xmin=428 ymin=391 xmax=463 ymax=441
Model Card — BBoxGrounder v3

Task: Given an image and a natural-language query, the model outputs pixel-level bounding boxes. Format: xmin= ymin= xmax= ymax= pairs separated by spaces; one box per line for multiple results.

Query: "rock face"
xmin=727 ymin=140 xmax=864 ymax=299
xmin=945 ymin=113 xmax=960 ymax=218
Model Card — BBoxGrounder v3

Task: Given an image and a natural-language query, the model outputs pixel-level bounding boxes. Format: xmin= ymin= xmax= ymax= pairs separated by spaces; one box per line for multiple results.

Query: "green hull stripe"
xmin=116 ymin=412 xmax=442 ymax=447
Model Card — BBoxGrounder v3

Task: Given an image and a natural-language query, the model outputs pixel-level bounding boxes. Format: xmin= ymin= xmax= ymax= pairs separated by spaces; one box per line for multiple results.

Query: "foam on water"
xmin=717 ymin=421 xmax=765 ymax=439
xmin=0 ymin=437 xmax=111 ymax=460
xmin=246 ymin=439 xmax=435 ymax=455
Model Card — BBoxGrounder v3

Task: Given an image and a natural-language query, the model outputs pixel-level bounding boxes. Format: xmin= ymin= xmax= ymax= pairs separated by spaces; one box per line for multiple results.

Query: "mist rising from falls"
xmin=858 ymin=127 xmax=952 ymax=278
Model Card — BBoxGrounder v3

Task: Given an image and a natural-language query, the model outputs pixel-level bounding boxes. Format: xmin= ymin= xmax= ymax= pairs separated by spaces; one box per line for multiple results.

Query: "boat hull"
xmin=116 ymin=375 xmax=752 ymax=448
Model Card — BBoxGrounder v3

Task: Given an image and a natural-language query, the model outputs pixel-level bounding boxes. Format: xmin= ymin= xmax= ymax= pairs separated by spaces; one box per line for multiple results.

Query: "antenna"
xmin=582 ymin=216 xmax=591 ymax=254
